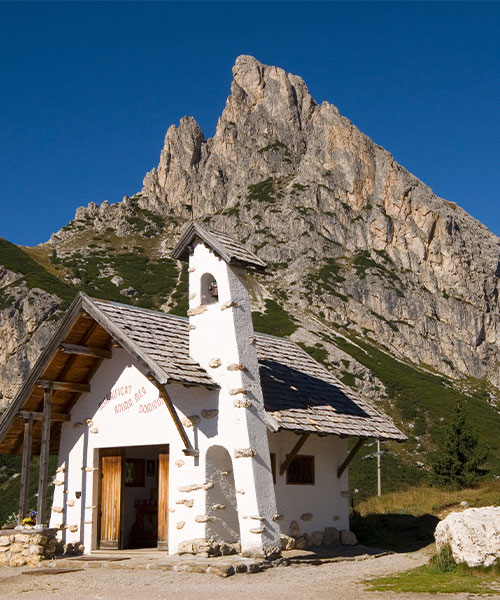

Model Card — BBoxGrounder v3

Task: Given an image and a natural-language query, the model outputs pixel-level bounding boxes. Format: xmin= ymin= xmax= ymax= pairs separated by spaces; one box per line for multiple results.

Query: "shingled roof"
xmin=94 ymin=299 xmax=404 ymax=440
xmin=256 ymin=334 xmax=405 ymax=440
xmin=0 ymin=294 xmax=405 ymax=454
xmin=171 ymin=222 xmax=267 ymax=272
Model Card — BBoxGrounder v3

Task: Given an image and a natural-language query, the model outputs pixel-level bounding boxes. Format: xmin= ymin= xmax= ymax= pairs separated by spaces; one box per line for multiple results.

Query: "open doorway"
xmin=99 ymin=444 xmax=169 ymax=550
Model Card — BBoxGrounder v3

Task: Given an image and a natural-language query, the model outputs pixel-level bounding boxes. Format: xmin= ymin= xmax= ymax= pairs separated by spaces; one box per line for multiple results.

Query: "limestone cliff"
xmin=2 ymin=55 xmax=500 ymax=458
xmin=137 ymin=55 xmax=500 ymax=387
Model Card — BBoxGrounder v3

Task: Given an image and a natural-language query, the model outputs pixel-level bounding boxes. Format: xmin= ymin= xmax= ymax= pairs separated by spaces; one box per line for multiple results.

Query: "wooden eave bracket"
xmin=337 ymin=437 xmax=366 ymax=478
xmin=279 ymin=433 xmax=310 ymax=476
xmin=155 ymin=380 xmax=199 ymax=458
xmin=182 ymin=448 xmax=200 ymax=457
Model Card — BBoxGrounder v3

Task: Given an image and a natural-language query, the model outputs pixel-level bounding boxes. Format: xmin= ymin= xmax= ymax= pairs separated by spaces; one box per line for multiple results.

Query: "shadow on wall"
xmin=350 ymin=511 xmax=440 ymax=553
xmin=205 ymin=445 xmax=240 ymax=543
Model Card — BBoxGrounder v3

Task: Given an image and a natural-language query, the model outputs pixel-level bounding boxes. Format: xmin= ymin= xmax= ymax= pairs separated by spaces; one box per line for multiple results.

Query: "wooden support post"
xmin=36 ymin=384 xmax=52 ymax=527
xmin=18 ymin=415 xmax=33 ymax=525
xmin=155 ymin=382 xmax=199 ymax=457
xmin=280 ymin=433 xmax=310 ymax=476
xmin=337 ymin=437 xmax=365 ymax=479
xmin=377 ymin=439 xmax=382 ymax=496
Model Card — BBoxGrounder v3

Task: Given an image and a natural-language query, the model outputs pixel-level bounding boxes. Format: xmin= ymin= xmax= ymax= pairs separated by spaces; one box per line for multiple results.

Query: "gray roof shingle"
xmin=92 ymin=298 xmax=216 ymax=388
xmin=255 ymin=334 xmax=406 ymax=440
xmin=92 ymin=298 xmax=405 ymax=441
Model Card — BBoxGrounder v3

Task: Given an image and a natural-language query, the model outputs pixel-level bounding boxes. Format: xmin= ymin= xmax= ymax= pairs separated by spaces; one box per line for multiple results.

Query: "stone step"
xmin=40 ymin=554 xmax=267 ymax=577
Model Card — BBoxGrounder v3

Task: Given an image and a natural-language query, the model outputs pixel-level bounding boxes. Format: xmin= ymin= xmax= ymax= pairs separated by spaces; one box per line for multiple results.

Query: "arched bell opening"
xmin=200 ymin=273 xmax=219 ymax=305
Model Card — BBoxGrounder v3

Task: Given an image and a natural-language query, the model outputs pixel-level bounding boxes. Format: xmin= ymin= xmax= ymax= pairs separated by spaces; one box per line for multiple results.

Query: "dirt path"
xmin=0 ymin=549 xmax=483 ymax=600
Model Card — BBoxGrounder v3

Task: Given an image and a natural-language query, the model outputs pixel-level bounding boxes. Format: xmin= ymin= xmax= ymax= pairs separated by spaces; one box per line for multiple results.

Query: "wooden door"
xmin=157 ymin=447 xmax=169 ymax=551
xmin=99 ymin=448 xmax=123 ymax=549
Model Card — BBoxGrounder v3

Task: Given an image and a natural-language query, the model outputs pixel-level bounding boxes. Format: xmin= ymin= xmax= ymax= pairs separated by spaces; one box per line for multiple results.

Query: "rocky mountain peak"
xmin=227 ymin=55 xmax=316 ymax=133
xmin=136 ymin=55 xmax=500 ymax=389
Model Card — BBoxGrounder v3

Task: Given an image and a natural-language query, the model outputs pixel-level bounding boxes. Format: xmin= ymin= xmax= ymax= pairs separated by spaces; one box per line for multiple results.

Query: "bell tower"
xmin=171 ymin=223 xmax=281 ymax=558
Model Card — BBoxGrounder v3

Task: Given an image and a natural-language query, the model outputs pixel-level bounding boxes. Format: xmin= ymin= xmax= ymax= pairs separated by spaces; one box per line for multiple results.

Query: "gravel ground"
xmin=0 ymin=549 xmax=483 ymax=600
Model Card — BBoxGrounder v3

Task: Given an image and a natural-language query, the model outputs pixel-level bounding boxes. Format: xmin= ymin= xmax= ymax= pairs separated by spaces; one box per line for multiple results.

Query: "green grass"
xmin=350 ymin=443 xmax=425 ymax=506
xmin=252 ymin=299 xmax=298 ymax=337
xmin=0 ymin=455 xmax=57 ymax=526
xmin=222 ymin=203 xmax=240 ymax=217
xmin=0 ymin=238 xmax=75 ymax=309
xmin=356 ymin=480 xmax=500 ymax=519
xmin=353 ymin=249 xmax=402 ymax=286
xmin=351 ymin=480 xmax=500 ymax=554
xmin=340 ymin=372 xmax=357 ymax=387
xmin=320 ymin=330 xmax=500 ymax=475
xmin=169 ymin=263 xmax=189 ymax=317
xmin=305 ymin=258 xmax=346 ymax=300
xmin=366 ymin=563 xmax=500 ymax=595
xmin=52 ymin=250 xmax=179 ymax=310
xmin=257 ymin=140 xmax=291 ymax=157
xmin=247 ymin=178 xmax=277 ymax=204
xmin=296 ymin=342 xmax=329 ymax=365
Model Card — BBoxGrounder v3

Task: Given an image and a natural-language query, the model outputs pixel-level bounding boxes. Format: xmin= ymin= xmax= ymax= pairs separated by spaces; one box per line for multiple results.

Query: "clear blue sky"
xmin=1 ymin=1 xmax=499 ymax=246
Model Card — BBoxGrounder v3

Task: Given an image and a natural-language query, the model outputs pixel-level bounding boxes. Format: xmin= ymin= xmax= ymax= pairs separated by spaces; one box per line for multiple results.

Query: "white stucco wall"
xmin=50 ymin=350 xmax=351 ymax=554
xmin=50 ymin=348 xmax=225 ymax=554
xmin=268 ymin=431 xmax=350 ymax=536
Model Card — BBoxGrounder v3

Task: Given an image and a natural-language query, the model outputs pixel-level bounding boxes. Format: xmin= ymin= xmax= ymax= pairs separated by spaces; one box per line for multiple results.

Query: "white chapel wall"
xmin=268 ymin=431 xmax=350 ymax=535
xmin=50 ymin=348 xmax=228 ymax=554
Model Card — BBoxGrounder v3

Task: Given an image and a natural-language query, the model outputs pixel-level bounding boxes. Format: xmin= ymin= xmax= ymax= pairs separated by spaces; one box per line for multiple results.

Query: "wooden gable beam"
xmin=59 ymin=343 xmax=112 ymax=360
xmin=18 ymin=411 xmax=71 ymax=422
xmin=37 ymin=380 xmax=90 ymax=393
xmin=337 ymin=437 xmax=365 ymax=478
xmin=279 ymin=433 xmax=310 ymax=476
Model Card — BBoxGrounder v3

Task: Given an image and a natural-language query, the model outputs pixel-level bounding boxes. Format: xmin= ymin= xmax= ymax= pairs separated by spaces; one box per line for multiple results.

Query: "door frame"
xmin=97 ymin=444 xmax=170 ymax=551
xmin=157 ymin=445 xmax=169 ymax=551
xmin=98 ymin=447 xmax=124 ymax=550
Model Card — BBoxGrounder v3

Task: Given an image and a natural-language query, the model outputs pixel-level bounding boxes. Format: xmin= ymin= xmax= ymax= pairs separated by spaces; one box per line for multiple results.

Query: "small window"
xmin=286 ymin=455 xmax=314 ymax=485
xmin=270 ymin=453 xmax=276 ymax=484
xmin=124 ymin=459 xmax=145 ymax=487
xmin=200 ymin=273 xmax=219 ymax=304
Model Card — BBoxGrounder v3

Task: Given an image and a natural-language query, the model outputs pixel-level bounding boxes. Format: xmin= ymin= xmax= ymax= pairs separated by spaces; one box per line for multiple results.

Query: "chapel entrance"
xmin=98 ymin=444 xmax=169 ymax=550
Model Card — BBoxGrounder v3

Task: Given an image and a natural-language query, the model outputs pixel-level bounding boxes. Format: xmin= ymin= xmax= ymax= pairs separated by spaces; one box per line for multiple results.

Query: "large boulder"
xmin=435 ymin=507 xmax=500 ymax=567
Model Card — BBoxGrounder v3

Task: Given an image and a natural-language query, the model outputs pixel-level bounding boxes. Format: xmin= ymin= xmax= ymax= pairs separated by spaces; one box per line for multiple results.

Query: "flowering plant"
xmin=21 ymin=510 xmax=37 ymax=527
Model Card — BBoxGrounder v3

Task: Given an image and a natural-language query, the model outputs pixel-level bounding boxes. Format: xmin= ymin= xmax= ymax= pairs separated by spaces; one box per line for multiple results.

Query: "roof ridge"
xmin=90 ymin=297 xmax=190 ymax=322
xmin=90 ymin=298 xmax=300 ymax=342
xmin=171 ymin=221 xmax=267 ymax=272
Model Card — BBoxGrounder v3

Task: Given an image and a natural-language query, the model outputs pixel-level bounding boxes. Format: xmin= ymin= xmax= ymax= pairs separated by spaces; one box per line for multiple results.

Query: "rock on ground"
xmin=435 ymin=506 xmax=500 ymax=567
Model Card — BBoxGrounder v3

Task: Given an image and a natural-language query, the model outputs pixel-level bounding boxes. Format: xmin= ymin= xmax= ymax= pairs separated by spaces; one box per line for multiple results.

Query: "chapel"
xmin=0 ymin=223 xmax=405 ymax=558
